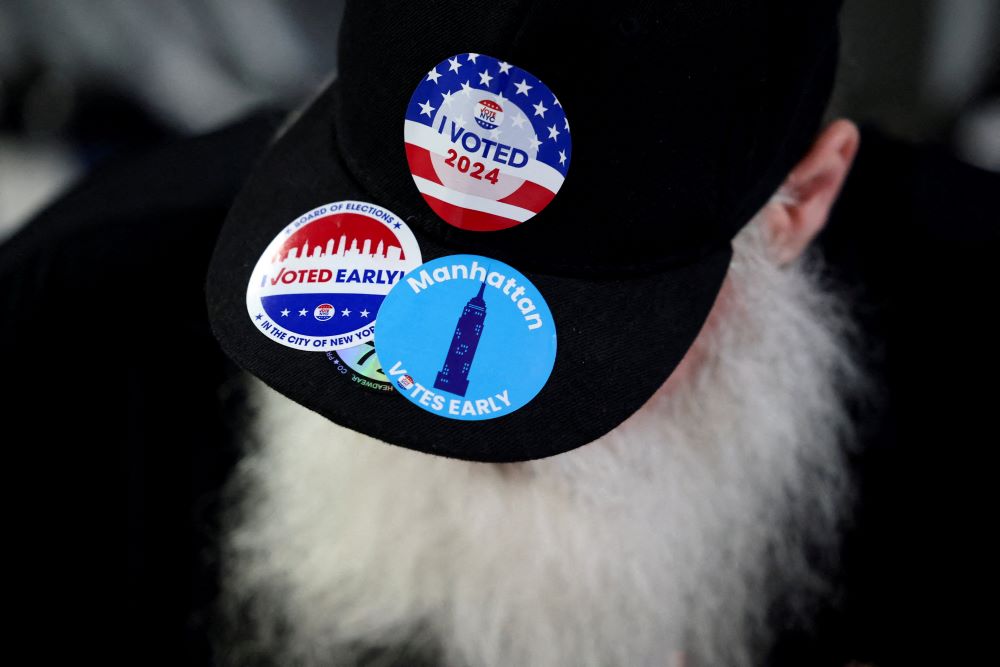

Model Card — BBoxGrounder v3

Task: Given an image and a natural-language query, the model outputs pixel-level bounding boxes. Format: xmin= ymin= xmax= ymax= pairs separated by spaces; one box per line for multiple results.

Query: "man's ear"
xmin=763 ymin=119 xmax=860 ymax=265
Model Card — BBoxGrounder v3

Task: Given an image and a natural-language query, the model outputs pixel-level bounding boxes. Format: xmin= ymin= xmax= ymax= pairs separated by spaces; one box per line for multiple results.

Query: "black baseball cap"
xmin=206 ymin=0 xmax=843 ymax=462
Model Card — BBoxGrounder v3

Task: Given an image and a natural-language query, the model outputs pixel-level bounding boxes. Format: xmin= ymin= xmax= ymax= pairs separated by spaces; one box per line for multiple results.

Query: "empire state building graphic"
xmin=434 ymin=280 xmax=487 ymax=397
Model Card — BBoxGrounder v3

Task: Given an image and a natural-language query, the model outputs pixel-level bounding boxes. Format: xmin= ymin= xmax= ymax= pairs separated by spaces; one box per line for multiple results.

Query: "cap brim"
xmin=207 ymin=81 xmax=731 ymax=463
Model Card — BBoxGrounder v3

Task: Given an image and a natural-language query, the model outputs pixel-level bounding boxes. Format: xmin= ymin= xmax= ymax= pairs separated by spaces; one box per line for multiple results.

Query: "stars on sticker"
xmin=280 ymin=308 xmax=290 ymax=317
xmin=360 ymin=309 xmax=371 ymax=318
xmin=393 ymin=222 xmax=402 ymax=229
xmin=255 ymin=313 xmax=263 ymax=320
xmin=299 ymin=308 xmax=308 ymax=316
xmin=341 ymin=308 xmax=352 ymax=317
xmin=409 ymin=54 xmax=571 ymax=175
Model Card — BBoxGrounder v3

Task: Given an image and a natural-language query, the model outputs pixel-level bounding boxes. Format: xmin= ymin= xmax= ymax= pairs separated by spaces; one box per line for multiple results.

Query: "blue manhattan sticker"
xmin=376 ymin=254 xmax=557 ymax=420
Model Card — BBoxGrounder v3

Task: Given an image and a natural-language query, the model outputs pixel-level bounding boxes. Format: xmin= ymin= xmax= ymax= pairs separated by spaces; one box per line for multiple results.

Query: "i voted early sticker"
xmin=404 ymin=53 xmax=571 ymax=232
xmin=376 ymin=255 xmax=556 ymax=420
xmin=246 ymin=201 xmax=421 ymax=351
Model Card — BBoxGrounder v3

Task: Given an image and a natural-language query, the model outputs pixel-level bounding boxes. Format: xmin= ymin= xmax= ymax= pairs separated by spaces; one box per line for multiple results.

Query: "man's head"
xmin=208 ymin=0 xmax=851 ymax=461
xmin=216 ymin=118 xmax=866 ymax=667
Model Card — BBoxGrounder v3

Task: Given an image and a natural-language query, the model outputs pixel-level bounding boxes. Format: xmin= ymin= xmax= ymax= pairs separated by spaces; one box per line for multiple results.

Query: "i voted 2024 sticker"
xmin=246 ymin=201 xmax=421 ymax=351
xmin=326 ymin=340 xmax=393 ymax=393
xmin=404 ymin=53 xmax=571 ymax=232
xmin=376 ymin=255 xmax=556 ymax=420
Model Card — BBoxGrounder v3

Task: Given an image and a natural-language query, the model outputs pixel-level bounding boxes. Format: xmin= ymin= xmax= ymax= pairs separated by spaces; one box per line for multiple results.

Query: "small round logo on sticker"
xmin=314 ymin=303 xmax=335 ymax=321
xmin=404 ymin=53 xmax=571 ymax=232
xmin=246 ymin=201 xmax=422 ymax=351
xmin=326 ymin=340 xmax=394 ymax=393
xmin=376 ymin=255 xmax=557 ymax=420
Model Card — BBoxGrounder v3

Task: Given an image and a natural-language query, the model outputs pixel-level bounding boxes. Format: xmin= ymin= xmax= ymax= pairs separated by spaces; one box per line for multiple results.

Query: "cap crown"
xmin=335 ymin=0 xmax=842 ymax=276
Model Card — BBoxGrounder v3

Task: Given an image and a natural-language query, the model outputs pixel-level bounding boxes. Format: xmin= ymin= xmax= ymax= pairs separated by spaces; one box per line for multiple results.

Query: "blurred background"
xmin=1 ymin=0 xmax=998 ymax=239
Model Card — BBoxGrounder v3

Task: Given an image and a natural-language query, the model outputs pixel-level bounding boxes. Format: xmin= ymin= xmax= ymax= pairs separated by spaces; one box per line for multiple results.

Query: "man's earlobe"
xmin=765 ymin=119 xmax=860 ymax=265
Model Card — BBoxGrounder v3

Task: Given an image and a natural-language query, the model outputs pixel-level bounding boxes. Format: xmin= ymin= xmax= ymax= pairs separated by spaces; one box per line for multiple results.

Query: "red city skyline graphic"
xmin=271 ymin=213 xmax=407 ymax=263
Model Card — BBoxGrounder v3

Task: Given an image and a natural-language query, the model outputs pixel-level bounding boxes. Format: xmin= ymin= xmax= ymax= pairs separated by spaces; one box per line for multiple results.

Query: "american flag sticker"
xmin=404 ymin=53 xmax=571 ymax=232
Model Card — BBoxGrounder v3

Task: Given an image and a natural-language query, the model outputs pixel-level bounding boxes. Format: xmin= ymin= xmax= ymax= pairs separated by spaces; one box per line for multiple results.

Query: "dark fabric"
xmin=768 ymin=128 xmax=1000 ymax=667
xmin=0 ymin=111 xmax=285 ymax=667
xmin=2 ymin=119 xmax=997 ymax=665
xmin=208 ymin=81 xmax=731 ymax=463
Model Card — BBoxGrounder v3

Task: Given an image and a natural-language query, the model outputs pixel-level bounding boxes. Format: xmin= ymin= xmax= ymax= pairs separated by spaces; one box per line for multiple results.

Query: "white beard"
xmin=216 ymin=218 xmax=865 ymax=667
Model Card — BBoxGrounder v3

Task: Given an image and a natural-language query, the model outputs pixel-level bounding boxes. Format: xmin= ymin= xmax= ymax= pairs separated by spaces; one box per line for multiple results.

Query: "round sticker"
xmin=246 ymin=201 xmax=422 ymax=351
xmin=376 ymin=255 xmax=557 ymax=420
xmin=404 ymin=53 xmax=571 ymax=232
xmin=326 ymin=341 xmax=394 ymax=393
